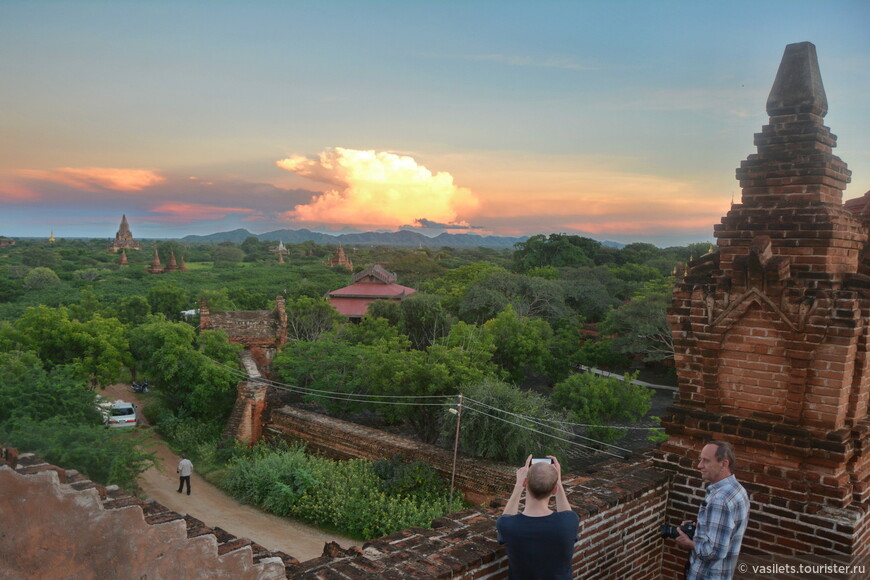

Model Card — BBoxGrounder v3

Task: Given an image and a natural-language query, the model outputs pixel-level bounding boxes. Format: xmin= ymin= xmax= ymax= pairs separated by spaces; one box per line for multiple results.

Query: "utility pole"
xmin=448 ymin=393 xmax=463 ymax=512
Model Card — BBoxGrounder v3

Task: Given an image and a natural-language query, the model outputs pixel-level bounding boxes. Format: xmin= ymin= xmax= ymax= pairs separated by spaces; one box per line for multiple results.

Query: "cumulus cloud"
xmin=276 ymin=147 xmax=479 ymax=230
xmin=19 ymin=167 xmax=165 ymax=192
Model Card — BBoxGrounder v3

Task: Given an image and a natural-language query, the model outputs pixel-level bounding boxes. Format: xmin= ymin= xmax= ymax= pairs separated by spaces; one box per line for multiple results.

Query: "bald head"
xmin=527 ymin=462 xmax=558 ymax=500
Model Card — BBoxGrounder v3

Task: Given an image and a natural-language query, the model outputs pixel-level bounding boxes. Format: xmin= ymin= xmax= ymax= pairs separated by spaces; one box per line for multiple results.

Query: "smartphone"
xmin=531 ymin=458 xmax=553 ymax=464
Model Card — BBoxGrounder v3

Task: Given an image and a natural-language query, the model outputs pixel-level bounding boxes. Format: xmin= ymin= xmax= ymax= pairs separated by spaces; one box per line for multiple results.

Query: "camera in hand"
xmin=531 ymin=458 xmax=553 ymax=464
xmin=660 ymin=522 xmax=696 ymax=539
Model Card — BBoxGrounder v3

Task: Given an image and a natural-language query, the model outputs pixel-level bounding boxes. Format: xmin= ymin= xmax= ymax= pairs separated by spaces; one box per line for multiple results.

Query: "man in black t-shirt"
xmin=496 ymin=455 xmax=579 ymax=580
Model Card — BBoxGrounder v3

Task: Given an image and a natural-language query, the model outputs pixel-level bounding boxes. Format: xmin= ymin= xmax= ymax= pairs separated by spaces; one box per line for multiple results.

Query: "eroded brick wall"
xmin=268 ymin=405 xmax=516 ymax=503
xmin=0 ymin=449 xmax=293 ymax=580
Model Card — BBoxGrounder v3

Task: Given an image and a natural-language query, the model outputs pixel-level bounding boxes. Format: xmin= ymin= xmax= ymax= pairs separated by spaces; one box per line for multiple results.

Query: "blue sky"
xmin=1 ymin=0 xmax=868 ymax=246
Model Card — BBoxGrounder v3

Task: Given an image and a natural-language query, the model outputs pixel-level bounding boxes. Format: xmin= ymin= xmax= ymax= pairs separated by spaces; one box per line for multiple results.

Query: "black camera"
xmin=660 ymin=522 xmax=696 ymax=539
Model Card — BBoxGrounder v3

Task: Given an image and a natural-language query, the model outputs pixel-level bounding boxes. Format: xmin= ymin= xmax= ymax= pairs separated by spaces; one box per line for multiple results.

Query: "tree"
xmin=8 ymin=305 xmax=130 ymax=387
xmin=0 ymin=350 xmax=102 ymax=425
xmin=0 ymin=350 xmax=157 ymax=491
xmin=551 ymin=371 xmax=653 ymax=444
xmin=460 ymin=272 xmax=569 ymax=324
xmin=482 ymin=305 xmax=553 ymax=383
xmin=129 ymin=320 xmax=240 ymax=418
xmin=213 ymin=243 xmax=245 ymax=266
xmin=147 ymin=283 xmax=190 ymax=320
xmin=398 ymin=293 xmax=453 ymax=350
xmin=600 ymin=279 xmax=674 ymax=362
xmin=443 ymin=378 xmax=571 ymax=463
xmin=364 ymin=344 xmax=491 ymax=443
xmin=114 ymin=295 xmax=152 ymax=326
xmin=421 ymin=261 xmax=508 ymax=314
xmin=284 ymin=297 xmax=344 ymax=342
xmin=23 ymin=267 xmax=61 ymax=290
xmin=21 ymin=246 xmax=60 ymax=268
xmin=513 ymin=233 xmax=600 ymax=272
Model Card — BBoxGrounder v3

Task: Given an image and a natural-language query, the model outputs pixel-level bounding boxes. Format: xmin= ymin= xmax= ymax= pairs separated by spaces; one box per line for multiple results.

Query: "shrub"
xmin=443 ymin=378 xmax=571 ymax=463
xmin=551 ymin=371 xmax=653 ymax=444
xmin=221 ymin=444 xmax=454 ymax=540
xmin=0 ymin=416 xmax=156 ymax=491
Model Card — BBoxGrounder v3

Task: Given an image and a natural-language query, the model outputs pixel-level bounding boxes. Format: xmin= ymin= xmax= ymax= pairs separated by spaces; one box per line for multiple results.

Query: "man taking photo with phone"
xmin=496 ymin=455 xmax=579 ymax=579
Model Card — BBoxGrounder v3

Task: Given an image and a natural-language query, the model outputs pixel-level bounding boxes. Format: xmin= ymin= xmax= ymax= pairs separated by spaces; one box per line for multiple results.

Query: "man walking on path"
xmin=496 ymin=455 xmax=579 ymax=580
xmin=177 ymin=455 xmax=193 ymax=495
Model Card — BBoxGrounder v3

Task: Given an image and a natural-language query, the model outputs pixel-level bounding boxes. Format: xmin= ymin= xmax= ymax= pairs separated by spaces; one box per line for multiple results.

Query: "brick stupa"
xmin=108 ymin=214 xmax=141 ymax=253
xmin=657 ymin=42 xmax=869 ymax=573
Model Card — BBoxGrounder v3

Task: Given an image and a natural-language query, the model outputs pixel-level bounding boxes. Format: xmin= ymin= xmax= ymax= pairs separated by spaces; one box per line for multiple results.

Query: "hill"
xmin=181 ymin=228 xmax=530 ymax=249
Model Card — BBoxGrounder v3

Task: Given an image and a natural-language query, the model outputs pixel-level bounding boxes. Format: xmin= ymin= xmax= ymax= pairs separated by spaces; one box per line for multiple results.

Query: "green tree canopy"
xmin=551 ymin=371 xmax=652 ymax=444
xmin=482 ymin=305 xmax=553 ymax=383
xmin=513 ymin=233 xmax=600 ymax=272
xmin=23 ymin=267 xmax=61 ymax=290
xmin=444 ymin=378 xmax=571 ymax=463
xmin=601 ymin=279 xmax=674 ymax=362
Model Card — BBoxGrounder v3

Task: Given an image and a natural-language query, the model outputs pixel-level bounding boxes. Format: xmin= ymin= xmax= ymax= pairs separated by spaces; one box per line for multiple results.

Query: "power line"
xmin=204 ymin=354 xmax=641 ymax=455
xmin=456 ymin=403 xmax=627 ymax=459
xmin=461 ymin=396 xmax=632 ymax=454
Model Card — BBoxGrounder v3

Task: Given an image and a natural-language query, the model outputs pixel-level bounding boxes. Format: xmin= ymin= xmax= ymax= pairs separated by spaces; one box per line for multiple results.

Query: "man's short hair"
xmin=707 ymin=440 xmax=736 ymax=470
xmin=527 ymin=463 xmax=558 ymax=500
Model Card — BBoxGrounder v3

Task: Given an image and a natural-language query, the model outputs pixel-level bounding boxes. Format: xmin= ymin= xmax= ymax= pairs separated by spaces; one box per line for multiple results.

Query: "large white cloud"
xmin=276 ymin=147 xmax=479 ymax=229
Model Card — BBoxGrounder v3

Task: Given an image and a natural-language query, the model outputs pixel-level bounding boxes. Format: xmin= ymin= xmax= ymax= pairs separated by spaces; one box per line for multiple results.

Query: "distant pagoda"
xmin=270 ymin=240 xmax=289 ymax=264
xmin=108 ymin=214 xmax=141 ymax=253
xmin=325 ymin=244 xmax=353 ymax=270
xmin=147 ymin=243 xmax=164 ymax=274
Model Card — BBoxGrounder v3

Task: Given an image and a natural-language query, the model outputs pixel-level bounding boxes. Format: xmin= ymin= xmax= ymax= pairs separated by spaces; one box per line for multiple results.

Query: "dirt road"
xmin=103 ymin=384 xmax=355 ymax=561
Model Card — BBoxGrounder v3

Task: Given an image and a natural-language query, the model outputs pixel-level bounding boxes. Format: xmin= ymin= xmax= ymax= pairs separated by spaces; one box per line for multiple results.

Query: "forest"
xmin=0 ymin=233 xmax=708 ymax=538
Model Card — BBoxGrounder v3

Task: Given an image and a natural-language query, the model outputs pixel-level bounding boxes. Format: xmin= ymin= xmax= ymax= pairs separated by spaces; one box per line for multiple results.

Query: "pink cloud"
xmin=148 ymin=202 xmax=257 ymax=225
xmin=19 ymin=167 xmax=165 ymax=192
xmin=0 ymin=179 xmax=40 ymax=201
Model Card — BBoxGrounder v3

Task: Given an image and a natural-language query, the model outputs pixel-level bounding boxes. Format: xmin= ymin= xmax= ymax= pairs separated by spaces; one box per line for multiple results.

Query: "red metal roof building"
xmin=326 ymin=264 xmax=416 ymax=320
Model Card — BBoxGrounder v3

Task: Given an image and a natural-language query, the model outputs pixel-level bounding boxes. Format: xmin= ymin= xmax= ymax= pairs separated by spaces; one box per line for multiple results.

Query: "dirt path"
xmin=102 ymin=384 xmax=356 ymax=561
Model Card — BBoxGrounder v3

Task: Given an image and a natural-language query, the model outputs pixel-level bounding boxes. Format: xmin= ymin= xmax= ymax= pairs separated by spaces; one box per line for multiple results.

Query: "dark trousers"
xmin=178 ymin=475 xmax=191 ymax=495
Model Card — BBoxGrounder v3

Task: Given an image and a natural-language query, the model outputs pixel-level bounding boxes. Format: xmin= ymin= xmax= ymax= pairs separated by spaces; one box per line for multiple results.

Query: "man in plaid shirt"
xmin=676 ymin=441 xmax=749 ymax=580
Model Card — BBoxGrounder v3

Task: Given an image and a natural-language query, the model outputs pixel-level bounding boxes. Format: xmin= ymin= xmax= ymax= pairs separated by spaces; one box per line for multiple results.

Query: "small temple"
xmin=108 ymin=215 xmax=141 ymax=253
xmin=326 ymin=264 xmax=416 ymax=320
xmin=146 ymin=245 xmax=187 ymax=274
xmin=270 ymin=240 xmax=289 ymax=264
xmin=325 ymin=244 xmax=353 ymax=270
xmin=146 ymin=244 xmax=163 ymax=274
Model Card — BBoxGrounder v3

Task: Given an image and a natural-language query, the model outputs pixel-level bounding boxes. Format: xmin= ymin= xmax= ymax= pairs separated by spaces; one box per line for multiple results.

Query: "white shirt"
xmin=178 ymin=458 xmax=193 ymax=477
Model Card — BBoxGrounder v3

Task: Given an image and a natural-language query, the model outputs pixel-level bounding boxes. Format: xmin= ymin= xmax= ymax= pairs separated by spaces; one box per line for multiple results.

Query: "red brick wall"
xmin=0 ymin=449 xmax=294 ymax=580
xmin=660 ymin=42 xmax=870 ymax=577
xmin=280 ymin=453 xmax=671 ymax=580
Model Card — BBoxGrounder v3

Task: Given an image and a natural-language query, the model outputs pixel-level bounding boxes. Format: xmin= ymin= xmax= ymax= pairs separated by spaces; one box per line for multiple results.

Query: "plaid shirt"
xmin=688 ymin=474 xmax=749 ymax=580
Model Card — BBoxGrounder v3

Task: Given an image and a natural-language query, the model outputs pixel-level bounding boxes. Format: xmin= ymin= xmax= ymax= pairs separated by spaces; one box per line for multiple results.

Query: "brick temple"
xmin=658 ymin=41 xmax=869 ymax=574
xmin=108 ymin=214 xmax=141 ymax=253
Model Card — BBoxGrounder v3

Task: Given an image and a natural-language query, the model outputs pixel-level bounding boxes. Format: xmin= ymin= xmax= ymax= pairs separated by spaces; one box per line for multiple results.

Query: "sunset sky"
xmin=1 ymin=1 xmax=869 ymax=246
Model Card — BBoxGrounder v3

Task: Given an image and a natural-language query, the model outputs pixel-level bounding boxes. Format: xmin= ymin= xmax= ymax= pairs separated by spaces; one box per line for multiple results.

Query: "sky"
xmin=1 ymin=0 xmax=869 ymax=246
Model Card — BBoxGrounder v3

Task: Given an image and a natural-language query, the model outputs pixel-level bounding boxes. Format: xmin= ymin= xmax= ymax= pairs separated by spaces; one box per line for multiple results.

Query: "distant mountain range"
xmin=181 ymin=228 xmax=532 ymax=249
xmin=180 ymin=228 xmax=628 ymax=249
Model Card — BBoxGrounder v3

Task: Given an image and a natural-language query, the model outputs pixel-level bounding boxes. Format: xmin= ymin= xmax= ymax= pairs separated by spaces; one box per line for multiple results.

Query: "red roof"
xmin=327 ymin=282 xmax=417 ymax=318
xmin=327 ymin=282 xmax=416 ymax=299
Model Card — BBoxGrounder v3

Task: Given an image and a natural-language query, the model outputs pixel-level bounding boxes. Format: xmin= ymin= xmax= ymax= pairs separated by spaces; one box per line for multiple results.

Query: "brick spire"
xmin=659 ymin=43 xmax=870 ymax=570
xmin=718 ymin=41 xmax=862 ymax=287
xmin=147 ymin=243 xmax=163 ymax=274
